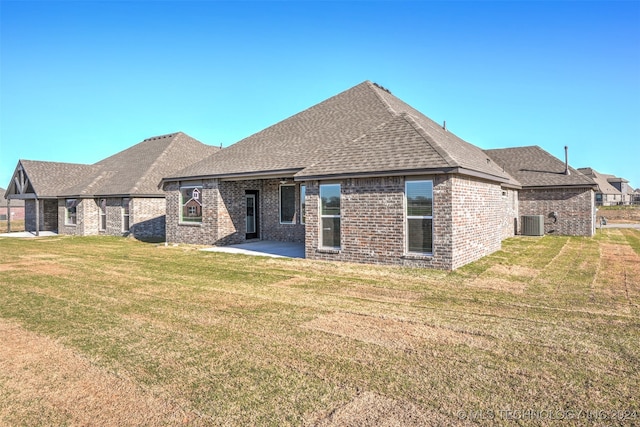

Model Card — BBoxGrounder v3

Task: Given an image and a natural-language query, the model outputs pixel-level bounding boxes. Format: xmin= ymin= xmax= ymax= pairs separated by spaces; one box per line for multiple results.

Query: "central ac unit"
xmin=521 ymin=215 xmax=544 ymax=236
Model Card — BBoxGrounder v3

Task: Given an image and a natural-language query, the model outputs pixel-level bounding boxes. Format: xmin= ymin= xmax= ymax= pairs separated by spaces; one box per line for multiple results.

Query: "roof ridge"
xmin=399 ymin=113 xmax=457 ymax=167
xmin=129 ymin=133 xmax=181 ymax=193
xmin=366 ymin=81 xmax=398 ymax=115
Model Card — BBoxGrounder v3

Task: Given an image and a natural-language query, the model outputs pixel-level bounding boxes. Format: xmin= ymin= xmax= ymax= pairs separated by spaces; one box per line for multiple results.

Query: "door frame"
xmin=245 ymin=190 xmax=259 ymax=240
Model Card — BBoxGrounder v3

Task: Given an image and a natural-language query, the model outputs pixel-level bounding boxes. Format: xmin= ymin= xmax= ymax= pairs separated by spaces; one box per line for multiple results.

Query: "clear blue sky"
xmin=1 ymin=1 xmax=639 ymax=190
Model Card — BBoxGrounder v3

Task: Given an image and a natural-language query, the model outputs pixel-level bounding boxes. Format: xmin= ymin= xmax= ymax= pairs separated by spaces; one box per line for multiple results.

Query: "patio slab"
xmin=201 ymin=240 xmax=305 ymax=259
xmin=0 ymin=231 xmax=59 ymax=238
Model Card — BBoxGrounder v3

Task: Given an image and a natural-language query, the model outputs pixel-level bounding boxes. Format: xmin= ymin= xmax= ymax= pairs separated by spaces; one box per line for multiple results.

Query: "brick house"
xmin=5 ymin=132 xmax=219 ymax=239
xmin=0 ymin=187 xmax=25 ymax=225
xmin=162 ymin=81 xmax=596 ymax=270
xmin=577 ymin=168 xmax=629 ymax=206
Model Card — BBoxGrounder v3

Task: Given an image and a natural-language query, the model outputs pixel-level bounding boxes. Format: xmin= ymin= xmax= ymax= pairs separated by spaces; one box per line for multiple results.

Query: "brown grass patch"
xmin=0 ymin=319 xmax=197 ymax=426
xmin=467 ymin=264 xmax=538 ymax=294
xmin=596 ymin=242 xmax=640 ymax=307
xmin=330 ymin=284 xmax=422 ymax=304
xmin=302 ymin=312 xmax=489 ymax=351
xmin=0 ymin=259 xmax=69 ymax=276
xmin=312 ymin=391 xmax=450 ymax=427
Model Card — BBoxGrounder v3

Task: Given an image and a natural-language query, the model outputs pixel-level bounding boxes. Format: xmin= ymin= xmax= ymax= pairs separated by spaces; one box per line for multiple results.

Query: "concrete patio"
xmin=0 ymin=231 xmax=59 ymax=238
xmin=201 ymin=240 xmax=305 ymax=259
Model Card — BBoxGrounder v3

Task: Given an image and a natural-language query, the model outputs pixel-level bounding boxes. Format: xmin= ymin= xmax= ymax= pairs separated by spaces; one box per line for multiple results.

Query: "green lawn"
xmin=0 ymin=231 xmax=639 ymax=426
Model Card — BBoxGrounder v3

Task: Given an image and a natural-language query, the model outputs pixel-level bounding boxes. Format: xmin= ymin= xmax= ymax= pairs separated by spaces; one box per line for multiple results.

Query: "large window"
xmin=300 ymin=185 xmax=306 ymax=224
xmin=406 ymin=180 xmax=433 ymax=254
xmin=320 ymin=184 xmax=341 ymax=249
xmin=65 ymin=199 xmax=78 ymax=225
xmin=99 ymin=198 xmax=107 ymax=231
xmin=279 ymin=184 xmax=295 ymax=224
xmin=122 ymin=198 xmax=130 ymax=231
xmin=181 ymin=186 xmax=202 ymax=223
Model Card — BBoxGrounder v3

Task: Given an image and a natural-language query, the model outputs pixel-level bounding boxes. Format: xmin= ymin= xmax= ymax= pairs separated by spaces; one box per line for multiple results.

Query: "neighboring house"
xmin=577 ymin=168 xmax=628 ymax=205
xmin=486 ymin=147 xmax=597 ymax=235
xmin=0 ymin=186 xmax=25 ymax=223
xmin=162 ymin=81 xmax=596 ymax=270
xmin=5 ymin=132 xmax=219 ymax=239
xmin=606 ymin=176 xmax=633 ymax=205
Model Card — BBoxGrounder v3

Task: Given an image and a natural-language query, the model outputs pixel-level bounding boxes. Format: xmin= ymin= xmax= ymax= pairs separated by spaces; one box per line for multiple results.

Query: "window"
xmin=122 ymin=198 xmax=130 ymax=231
xmin=65 ymin=199 xmax=78 ymax=225
xmin=406 ymin=180 xmax=433 ymax=254
xmin=320 ymin=184 xmax=340 ymax=249
xmin=280 ymin=184 xmax=295 ymax=224
xmin=300 ymin=185 xmax=306 ymax=224
xmin=180 ymin=186 xmax=202 ymax=223
xmin=99 ymin=198 xmax=107 ymax=231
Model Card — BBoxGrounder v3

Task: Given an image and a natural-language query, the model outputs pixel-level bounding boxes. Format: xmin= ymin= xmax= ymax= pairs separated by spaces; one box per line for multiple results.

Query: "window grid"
xmin=405 ymin=180 xmax=433 ymax=255
xmin=320 ymin=184 xmax=341 ymax=249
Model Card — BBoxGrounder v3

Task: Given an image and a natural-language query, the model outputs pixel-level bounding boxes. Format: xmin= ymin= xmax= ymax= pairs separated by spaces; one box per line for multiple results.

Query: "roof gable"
xmin=6 ymin=160 xmax=98 ymax=199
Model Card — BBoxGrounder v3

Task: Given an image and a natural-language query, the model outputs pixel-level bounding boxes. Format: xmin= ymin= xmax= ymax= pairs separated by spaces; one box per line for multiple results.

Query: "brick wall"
xmin=304 ymin=175 xmax=458 ymax=270
xmin=0 ymin=206 xmax=25 ymax=221
xmin=449 ymin=176 xmax=505 ymax=269
xmin=129 ymin=198 xmax=165 ymax=239
xmin=58 ymin=198 xmax=91 ymax=236
xmin=499 ymin=188 xmax=519 ymax=240
xmin=166 ymin=178 xmax=306 ymax=246
xmin=519 ymin=187 xmax=595 ymax=236
xmin=25 ymin=199 xmax=58 ymax=232
xmin=56 ymin=196 xmax=167 ymax=239
xmin=166 ymin=180 xmax=219 ymax=245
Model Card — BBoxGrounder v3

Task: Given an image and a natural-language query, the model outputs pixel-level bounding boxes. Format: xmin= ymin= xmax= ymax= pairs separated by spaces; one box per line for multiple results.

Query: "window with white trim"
xmin=300 ymin=185 xmax=306 ymax=224
xmin=406 ymin=180 xmax=433 ymax=254
xmin=279 ymin=184 xmax=295 ymax=224
xmin=180 ymin=186 xmax=203 ymax=223
xmin=65 ymin=199 xmax=78 ymax=225
xmin=320 ymin=183 xmax=340 ymax=249
xmin=122 ymin=198 xmax=130 ymax=231
xmin=99 ymin=198 xmax=107 ymax=231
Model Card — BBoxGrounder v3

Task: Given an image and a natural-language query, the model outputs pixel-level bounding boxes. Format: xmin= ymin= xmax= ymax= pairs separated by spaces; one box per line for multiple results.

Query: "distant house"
xmin=4 ymin=133 xmax=219 ymax=239
xmin=162 ymin=81 xmax=597 ymax=270
xmin=486 ymin=147 xmax=597 ymax=235
xmin=577 ymin=168 xmax=631 ymax=205
xmin=0 ymin=186 xmax=25 ymax=224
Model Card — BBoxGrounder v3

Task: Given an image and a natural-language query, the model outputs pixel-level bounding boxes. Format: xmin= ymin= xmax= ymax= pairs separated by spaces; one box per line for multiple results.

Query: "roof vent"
xmin=564 ymin=146 xmax=570 ymax=175
xmin=372 ymin=82 xmax=391 ymax=94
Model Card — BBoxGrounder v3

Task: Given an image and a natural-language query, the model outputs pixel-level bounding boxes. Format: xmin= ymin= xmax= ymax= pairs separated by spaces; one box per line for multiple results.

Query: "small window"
xmin=406 ymin=180 xmax=433 ymax=254
xmin=99 ymin=198 xmax=107 ymax=231
xmin=320 ymin=183 xmax=340 ymax=249
xmin=280 ymin=184 xmax=295 ymax=224
xmin=122 ymin=198 xmax=130 ymax=231
xmin=300 ymin=185 xmax=306 ymax=224
xmin=65 ymin=199 xmax=78 ymax=226
xmin=181 ymin=186 xmax=202 ymax=223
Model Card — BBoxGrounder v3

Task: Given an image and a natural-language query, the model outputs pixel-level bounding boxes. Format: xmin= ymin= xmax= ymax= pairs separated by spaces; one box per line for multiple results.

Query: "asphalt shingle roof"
xmin=13 ymin=160 xmax=99 ymax=198
xmin=577 ymin=168 xmax=623 ymax=195
xmin=60 ymin=132 xmax=219 ymax=197
xmin=167 ymin=81 xmax=517 ymax=185
xmin=7 ymin=132 xmax=219 ymax=199
xmin=485 ymin=146 xmax=596 ymax=188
